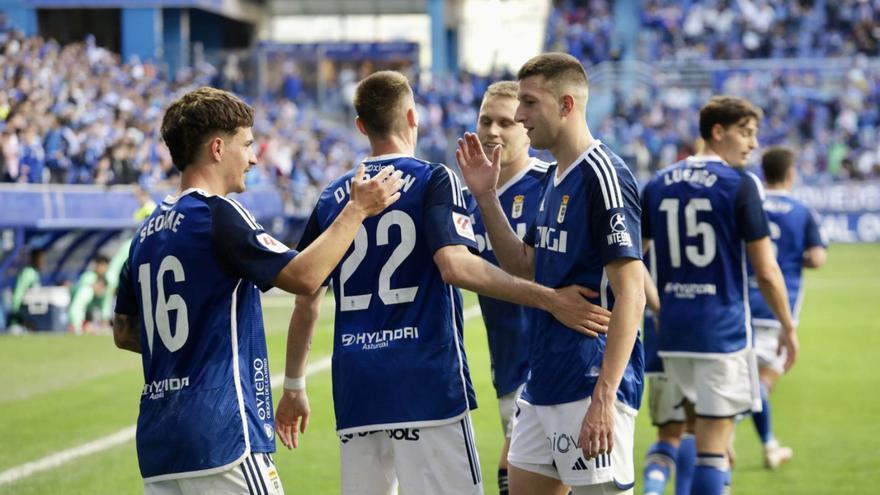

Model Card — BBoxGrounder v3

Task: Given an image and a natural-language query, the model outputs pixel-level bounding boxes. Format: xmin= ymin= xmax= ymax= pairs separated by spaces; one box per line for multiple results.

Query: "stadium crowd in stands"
xmin=637 ymin=0 xmax=880 ymax=61
xmin=2 ymin=2 xmax=878 ymax=208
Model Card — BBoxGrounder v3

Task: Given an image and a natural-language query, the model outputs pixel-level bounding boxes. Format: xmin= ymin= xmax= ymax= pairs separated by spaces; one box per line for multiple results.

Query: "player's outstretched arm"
xmin=273 ymin=164 xmax=404 ymax=294
xmin=579 ymin=258 xmax=645 ymax=460
xmin=276 ymin=288 xmax=325 ymax=450
xmin=434 ymin=245 xmax=610 ymax=336
xmin=455 ymin=132 xmax=534 ymax=279
xmin=747 ymin=237 xmax=798 ymax=372
xmin=112 ymin=313 xmax=141 ymax=354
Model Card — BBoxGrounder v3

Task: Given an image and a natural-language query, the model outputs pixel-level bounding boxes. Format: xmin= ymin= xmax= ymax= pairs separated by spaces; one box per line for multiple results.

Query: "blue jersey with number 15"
xmin=641 ymin=157 xmax=770 ymax=356
xmin=298 ymin=155 xmax=479 ymax=434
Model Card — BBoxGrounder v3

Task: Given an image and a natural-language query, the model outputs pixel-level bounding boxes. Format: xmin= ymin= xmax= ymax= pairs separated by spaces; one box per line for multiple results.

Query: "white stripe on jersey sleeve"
xmin=228 ymin=197 xmax=262 ymax=229
xmin=746 ymin=171 xmax=766 ymax=200
xmin=441 ymin=165 xmax=464 ymax=207
xmin=596 ymin=147 xmax=625 ymax=207
xmin=585 ymin=154 xmax=614 ymax=210
xmin=219 ymin=196 xmax=260 ymax=230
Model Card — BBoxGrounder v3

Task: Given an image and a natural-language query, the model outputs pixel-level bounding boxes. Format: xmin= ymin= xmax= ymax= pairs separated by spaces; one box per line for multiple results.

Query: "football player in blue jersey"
xmin=112 ymin=87 xmax=404 ymax=495
xmin=470 ymin=80 xmax=552 ymax=495
xmin=458 ymin=53 xmax=646 ymax=495
xmin=640 ymin=96 xmax=798 ymax=495
xmin=746 ymin=147 xmax=826 ymax=469
xmin=274 ymin=71 xmax=611 ymax=495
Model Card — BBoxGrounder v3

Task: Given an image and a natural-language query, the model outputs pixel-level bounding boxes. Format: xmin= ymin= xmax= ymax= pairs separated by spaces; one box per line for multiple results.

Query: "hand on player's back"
xmin=456 ymin=132 xmax=501 ymax=200
xmin=547 ymin=285 xmax=611 ymax=338
xmin=349 ymin=162 xmax=405 ymax=218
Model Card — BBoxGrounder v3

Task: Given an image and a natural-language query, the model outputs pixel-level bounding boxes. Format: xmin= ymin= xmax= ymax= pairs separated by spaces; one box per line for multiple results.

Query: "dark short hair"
xmin=353 ymin=71 xmax=412 ymax=137
xmin=762 ymin=146 xmax=794 ymax=184
xmin=517 ymin=52 xmax=588 ymax=91
xmin=94 ymin=254 xmax=110 ymax=265
xmin=160 ymin=87 xmax=254 ymax=171
xmin=698 ymin=96 xmax=763 ymax=141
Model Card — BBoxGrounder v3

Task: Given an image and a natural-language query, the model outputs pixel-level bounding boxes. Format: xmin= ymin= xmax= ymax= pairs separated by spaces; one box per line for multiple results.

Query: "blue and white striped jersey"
xmin=521 ymin=141 xmax=644 ymax=410
xmin=469 ymin=158 xmax=550 ymax=397
xmin=115 ymin=188 xmax=296 ymax=481
xmin=748 ymin=191 xmax=827 ymax=327
xmin=297 ymin=155 xmax=479 ymax=434
xmin=641 ymin=156 xmax=770 ymax=356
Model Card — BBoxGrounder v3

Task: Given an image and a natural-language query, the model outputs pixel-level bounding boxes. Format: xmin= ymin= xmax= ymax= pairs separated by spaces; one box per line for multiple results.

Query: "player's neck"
xmin=178 ymin=166 xmax=227 ymax=197
xmin=497 ymin=155 xmax=531 ymax=189
xmin=551 ymin=125 xmax=594 ymax=176
xmin=766 ymin=183 xmax=790 ymax=192
xmin=368 ymin=133 xmax=415 ymax=158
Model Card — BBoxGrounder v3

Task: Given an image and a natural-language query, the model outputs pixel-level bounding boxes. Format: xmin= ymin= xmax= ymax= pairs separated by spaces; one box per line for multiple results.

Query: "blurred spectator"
xmin=67 ymin=254 xmax=111 ymax=335
xmin=8 ymin=249 xmax=44 ymax=331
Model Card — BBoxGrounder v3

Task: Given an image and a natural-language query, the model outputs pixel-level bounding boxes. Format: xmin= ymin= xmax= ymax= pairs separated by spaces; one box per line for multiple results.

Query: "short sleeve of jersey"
xmin=211 ymin=199 xmax=297 ymax=292
xmin=423 ymin=165 xmax=479 ymax=254
xmin=804 ymin=208 xmax=827 ymax=248
xmin=585 ymin=164 xmax=643 ymax=265
xmin=735 ymin=175 xmax=771 ymax=242
xmin=114 ymin=256 xmax=138 ymax=315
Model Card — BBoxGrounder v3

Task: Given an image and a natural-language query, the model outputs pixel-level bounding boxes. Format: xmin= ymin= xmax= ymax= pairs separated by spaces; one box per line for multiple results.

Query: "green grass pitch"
xmin=1 ymin=243 xmax=878 ymax=494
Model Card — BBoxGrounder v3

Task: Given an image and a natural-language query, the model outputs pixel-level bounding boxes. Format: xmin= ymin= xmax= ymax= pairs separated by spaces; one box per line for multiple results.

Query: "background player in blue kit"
xmin=112 ymin=87 xmax=404 ymax=495
xmin=640 ymin=96 xmax=798 ymax=495
xmin=274 ymin=71 xmax=611 ymax=495
xmin=469 ymin=80 xmax=555 ymax=495
xmin=458 ymin=53 xmax=646 ymax=495
xmin=747 ymin=147 xmax=827 ymax=469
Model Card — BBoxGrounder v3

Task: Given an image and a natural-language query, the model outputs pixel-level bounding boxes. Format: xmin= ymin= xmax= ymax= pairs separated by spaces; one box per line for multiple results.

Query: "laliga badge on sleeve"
xmin=452 ymin=211 xmax=476 ymax=242
xmin=257 ymin=233 xmax=290 ymax=254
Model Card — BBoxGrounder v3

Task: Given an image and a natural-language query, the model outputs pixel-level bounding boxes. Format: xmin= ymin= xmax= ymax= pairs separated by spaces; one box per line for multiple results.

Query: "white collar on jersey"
xmin=554 ymin=139 xmax=602 ymax=187
xmin=363 ymin=153 xmax=411 ymax=162
xmin=686 ymin=154 xmax=727 ymax=166
xmin=162 ymin=187 xmax=211 ymax=205
xmin=765 ymin=189 xmax=791 ymax=197
xmin=496 ymin=157 xmax=544 ymax=197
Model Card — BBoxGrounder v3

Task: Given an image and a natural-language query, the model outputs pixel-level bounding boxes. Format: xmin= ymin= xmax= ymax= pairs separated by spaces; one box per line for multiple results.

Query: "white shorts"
xmin=754 ymin=325 xmax=786 ymax=375
xmin=662 ymin=351 xmax=761 ymax=418
xmin=499 ymin=384 xmax=525 ymax=438
xmin=507 ymin=397 xmax=636 ymax=489
xmin=339 ymin=414 xmax=483 ymax=495
xmin=647 ymin=375 xmax=686 ymax=426
xmin=145 ymin=452 xmax=284 ymax=495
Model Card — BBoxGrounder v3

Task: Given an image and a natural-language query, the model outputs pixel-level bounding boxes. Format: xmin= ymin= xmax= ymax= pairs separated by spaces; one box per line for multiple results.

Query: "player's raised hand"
xmin=778 ymin=328 xmax=799 ymax=373
xmin=579 ymin=394 xmax=615 ymax=460
xmin=455 ymin=132 xmax=501 ymax=200
xmin=275 ymin=389 xmax=310 ymax=450
xmin=546 ymin=285 xmax=611 ymax=337
xmin=349 ymin=163 xmax=405 ymax=218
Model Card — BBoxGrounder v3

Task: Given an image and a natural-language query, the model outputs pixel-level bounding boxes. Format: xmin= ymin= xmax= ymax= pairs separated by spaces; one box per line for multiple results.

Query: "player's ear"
xmin=407 ymin=107 xmax=418 ymax=129
xmin=210 ymin=136 xmax=224 ymax=162
xmin=355 ymin=117 xmax=368 ymax=137
xmin=559 ymin=94 xmax=574 ymax=118
xmin=711 ymin=123 xmax=725 ymax=142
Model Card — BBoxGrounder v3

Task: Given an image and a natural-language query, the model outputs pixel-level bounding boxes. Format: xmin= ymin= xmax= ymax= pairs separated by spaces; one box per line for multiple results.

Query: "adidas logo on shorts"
xmin=571 ymin=457 xmax=589 ymax=471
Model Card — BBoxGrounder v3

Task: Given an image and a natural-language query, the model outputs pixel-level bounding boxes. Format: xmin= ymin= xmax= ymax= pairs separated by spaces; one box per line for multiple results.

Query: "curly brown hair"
xmin=160 ymin=87 xmax=254 ymax=171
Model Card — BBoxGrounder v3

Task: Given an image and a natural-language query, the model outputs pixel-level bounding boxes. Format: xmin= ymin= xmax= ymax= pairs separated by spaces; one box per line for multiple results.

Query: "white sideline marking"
xmin=0 ymin=304 xmax=483 ymax=486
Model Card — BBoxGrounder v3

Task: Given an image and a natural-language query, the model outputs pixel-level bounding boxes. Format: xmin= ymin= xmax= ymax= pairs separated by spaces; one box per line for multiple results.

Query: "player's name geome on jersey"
xmin=139 ymin=209 xmax=185 ymax=243
xmin=341 ymin=326 xmax=420 ymax=350
xmin=332 ymin=164 xmax=418 ymax=203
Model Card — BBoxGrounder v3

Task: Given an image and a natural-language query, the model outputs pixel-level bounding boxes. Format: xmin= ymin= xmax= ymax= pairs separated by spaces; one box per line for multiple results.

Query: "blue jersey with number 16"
xmin=115 ymin=188 xmax=296 ymax=482
xmin=298 ymin=155 xmax=479 ymax=434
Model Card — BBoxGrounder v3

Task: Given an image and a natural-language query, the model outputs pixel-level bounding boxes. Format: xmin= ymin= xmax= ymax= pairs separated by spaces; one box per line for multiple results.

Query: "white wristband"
xmin=283 ymin=376 xmax=306 ymax=390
